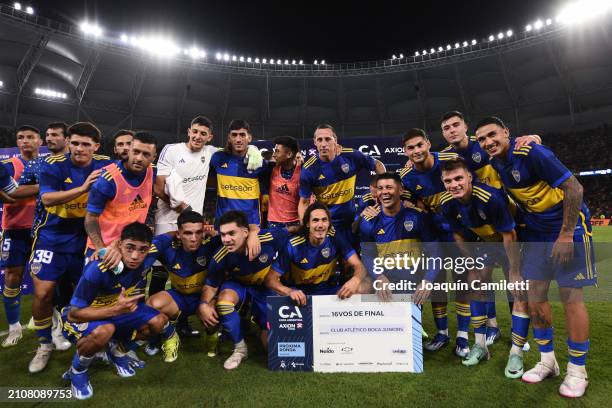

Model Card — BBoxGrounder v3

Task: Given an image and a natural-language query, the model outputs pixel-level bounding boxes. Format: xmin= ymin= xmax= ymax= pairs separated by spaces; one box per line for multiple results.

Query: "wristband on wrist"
xmin=199 ymin=300 xmax=209 ymax=305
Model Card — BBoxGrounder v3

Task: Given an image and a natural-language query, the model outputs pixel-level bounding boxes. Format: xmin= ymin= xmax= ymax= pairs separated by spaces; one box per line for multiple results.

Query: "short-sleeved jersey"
xmin=489 ymin=140 xmax=590 ymax=233
xmin=35 ymin=153 xmax=112 ymax=252
xmin=440 ymin=182 xmax=515 ymax=242
xmin=206 ymin=228 xmax=289 ymax=287
xmin=360 ymin=206 xmax=440 ymax=281
xmin=355 ymin=192 xmax=377 ymax=218
xmin=148 ymin=234 xmax=221 ymax=295
xmin=86 ymin=160 xmax=157 ymax=215
xmin=399 ymin=151 xmax=459 ymax=234
xmin=155 ymin=143 xmax=217 ymax=224
xmin=272 ymin=231 xmax=355 ymax=286
xmin=0 ymin=161 xmax=17 ymax=195
xmin=300 ymin=149 xmax=376 ymax=225
xmin=209 ymin=150 xmax=271 ymax=226
xmin=441 ymin=137 xmax=503 ymax=189
xmin=70 ymin=259 xmax=150 ymax=309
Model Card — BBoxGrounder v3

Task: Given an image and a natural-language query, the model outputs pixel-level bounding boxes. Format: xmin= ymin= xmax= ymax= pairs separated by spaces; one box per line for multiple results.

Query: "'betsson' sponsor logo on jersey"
xmin=182 ymin=174 xmax=207 ymax=184
xmin=319 ymin=187 xmax=353 ymax=201
xmin=62 ymin=201 xmax=87 ymax=211
xmin=220 ymin=183 xmax=254 ymax=192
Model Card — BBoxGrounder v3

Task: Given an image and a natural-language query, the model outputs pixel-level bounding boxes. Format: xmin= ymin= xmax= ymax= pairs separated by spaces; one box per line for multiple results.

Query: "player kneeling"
xmin=146 ymin=210 xmax=221 ymax=362
xmin=199 ymin=211 xmax=289 ymax=370
xmin=60 ymin=223 xmax=168 ymax=400
xmin=264 ymin=202 xmax=367 ymax=305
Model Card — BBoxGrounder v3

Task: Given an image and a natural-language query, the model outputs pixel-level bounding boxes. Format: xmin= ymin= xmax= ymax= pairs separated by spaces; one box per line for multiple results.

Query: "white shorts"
xmin=155 ymin=223 xmax=178 ymax=235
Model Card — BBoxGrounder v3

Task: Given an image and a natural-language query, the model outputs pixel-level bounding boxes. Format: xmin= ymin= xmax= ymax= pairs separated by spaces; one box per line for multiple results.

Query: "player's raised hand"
xmin=413 ymin=280 xmax=431 ymax=305
xmin=361 ymin=205 xmax=380 ymax=219
xmin=114 ymin=287 xmax=144 ymax=314
xmin=101 ymin=246 xmax=122 ymax=269
xmin=551 ymin=234 xmax=574 ymax=265
xmin=289 ymin=289 xmax=307 ymax=306
xmin=199 ymin=303 xmax=219 ymax=327
xmin=81 ymin=169 xmax=102 ymax=192
xmin=337 ymin=276 xmax=360 ymax=299
xmin=514 ymin=135 xmax=541 ymax=149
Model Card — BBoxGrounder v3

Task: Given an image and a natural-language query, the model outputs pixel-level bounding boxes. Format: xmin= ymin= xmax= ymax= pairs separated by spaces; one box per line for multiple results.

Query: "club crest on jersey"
xmin=512 ymin=169 xmax=521 ymax=182
xmin=341 ymin=163 xmax=350 ymax=174
xmin=321 ymin=248 xmax=331 ymax=258
xmin=200 ymin=156 xmax=206 ymax=164
xmin=258 ymin=253 xmax=269 ymax=263
xmin=478 ymin=209 xmax=487 ymax=220
xmin=472 ymin=152 xmax=482 ymax=163
xmin=30 ymin=262 xmax=42 ymax=275
xmin=404 ymin=220 xmax=414 ymax=232
xmin=75 ymin=322 xmax=89 ymax=331
xmin=196 ymin=256 xmax=207 ymax=266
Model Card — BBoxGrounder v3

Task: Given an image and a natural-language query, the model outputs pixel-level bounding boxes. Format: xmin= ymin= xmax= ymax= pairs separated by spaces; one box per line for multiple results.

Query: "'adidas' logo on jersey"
xmin=276 ymin=183 xmax=291 ymax=195
xmin=64 ymin=177 xmax=72 ymax=183
xmin=178 ymin=158 xmax=186 ymax=164
xmin=128 ymin=194 xmax=147 ymax=212
xmin=575 ymin=273 xmax=585 ymax=280
xmin=221 ymin=163 xmax=229 ymax=168
xmin=416 ymin=185 xmax=422 ymax=190
xmin=318 ymin=174 xmax=325 ymax=180
xmin=377 ymin=228 xmax=385 ymax=235
xmin=300 ymin=258 xmax=309 ymax=264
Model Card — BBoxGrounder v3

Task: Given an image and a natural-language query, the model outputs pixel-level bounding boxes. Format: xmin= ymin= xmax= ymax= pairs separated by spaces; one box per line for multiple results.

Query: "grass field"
xmin=1 ymin=227 xmax=611 ymax=407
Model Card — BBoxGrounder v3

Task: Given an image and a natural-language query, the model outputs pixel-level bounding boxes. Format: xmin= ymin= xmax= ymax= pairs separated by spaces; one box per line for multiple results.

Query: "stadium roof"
xmin=0 ymin=3 xmax=611 ymax=147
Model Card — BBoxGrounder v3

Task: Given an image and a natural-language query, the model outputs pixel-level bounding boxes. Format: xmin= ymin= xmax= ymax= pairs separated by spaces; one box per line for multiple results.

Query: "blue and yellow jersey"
xmin=399 ymin=151 xmax=458 ymax=234
xmin=490 ymin=139 xmax=590 ymax=234
xmin=209 ymin=150 xmax=272 ymax=227
xmin=206 ymin=228 xmax=289 ymax=287
xmin=359 ymin=206 xmax=440 ymax=281
xmin=34 ymin=153 xmax=112 ymax=253
xmin=148 ymin=234 xmax=221 ymax=295
xmin=272 ymin=231 xmax=355 ymax=287
xmin=0 ymin=161 xmax=17 ymax=195
xmin=69 ymin=259 xmax=149 ymax=309
xmin=300 ymin=149 xmax=376 ymax=225
xmin=440 ymin=182 xmax=516 ymax=242
xmin=441 ymin=137 xmax=503 ymax=189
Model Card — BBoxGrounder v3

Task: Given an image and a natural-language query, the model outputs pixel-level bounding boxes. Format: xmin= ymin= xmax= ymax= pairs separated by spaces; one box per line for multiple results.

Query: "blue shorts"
xmin=83 ymin=247 xmax=95 ymax=266
xmin=220 ymin=280 xmax=274 ymax=329
xmin=28 ymin=247 xmax=84 ymax=285
xmin=521 ymin=230 xmax=597 ymax=288
xmin=167 ymin=289 xmax=200 ymax=316
xmin=61 ymin=303 xmax=160 ymax=343
xmin=0 ymin=230 xmax=32 ymax=269
xmin=297 ymin=282 xmax=340 ymax=296
xmin=475 ymin=243 xmax=509 ymax=269
xmin=268 ymin=221 xmax=299 ymax=230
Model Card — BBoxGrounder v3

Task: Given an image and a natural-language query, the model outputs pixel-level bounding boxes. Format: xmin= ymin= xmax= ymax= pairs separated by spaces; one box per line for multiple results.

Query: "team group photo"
xmin=0 ymin=0 xmax=610 ymax=406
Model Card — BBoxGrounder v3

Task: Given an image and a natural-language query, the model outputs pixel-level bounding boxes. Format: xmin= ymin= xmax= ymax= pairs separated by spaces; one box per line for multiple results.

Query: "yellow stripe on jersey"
xmin=362 ymin=193 xmax=373 ymax=201
xmin=93 ymin=154 xmax=111 ymax=160
xmin=303 ymin=156 xmax=317 ymax=169
xmin=439 ymin=192 xmax=453 ymax=205
xmin=313 ymin=175 xmax=356 ymax=206
xmin=475 ymin=165 xmax=503 ymax=189
xmin=235 ymin=265 xmax=271 ymax=285
xmin=399 ymin=167 xmax=412 ymax=177
xmin=441 ymin=145 xmax=453 ymax=152
xmin=213 ymin=247 xmax=228 ymax=263
xmin=341 ymin=148 xmax=354 ymax=153
xmin=90 ymin=285 xmax=144 ymax=308
xmin=509 ymin=180 xmax=564 ymax=213
xmin=470 ymin=224 xmax=502 ymax=242
xmin=216 ymin=174 xmax=260 ymax=200
xmin=46 ymin=155 xmax=67 ymax=164
xmin=290 ymin=236 xmax=306 ymax=246
xmin=290 ymin=258 xmax=338 ymax=285
xmin=170 ymin=271 xmax=205 ymax=295
xmin=422 ymin=191 xmax=447 ymax=213
xmin=46 ymin=193 xmax=89 ymax=218
xmin=438 ymin=152 xmax=459 ymax=160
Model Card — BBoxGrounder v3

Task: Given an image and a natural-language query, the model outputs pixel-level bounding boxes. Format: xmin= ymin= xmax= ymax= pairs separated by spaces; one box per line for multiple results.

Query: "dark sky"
xmin=39 ymin=0 xmax=562 ymax=63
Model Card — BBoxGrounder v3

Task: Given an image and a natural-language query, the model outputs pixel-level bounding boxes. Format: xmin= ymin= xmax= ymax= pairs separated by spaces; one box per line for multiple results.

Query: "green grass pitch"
xmin=1 ymin=227 xmax=611 ymax=407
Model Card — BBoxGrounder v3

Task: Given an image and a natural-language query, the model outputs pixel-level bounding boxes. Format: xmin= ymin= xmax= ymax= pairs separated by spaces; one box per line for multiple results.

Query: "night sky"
xmin=38 ymin=0 xmax=560 ymax=63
